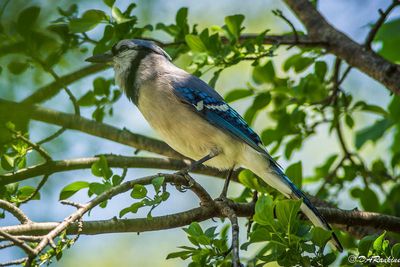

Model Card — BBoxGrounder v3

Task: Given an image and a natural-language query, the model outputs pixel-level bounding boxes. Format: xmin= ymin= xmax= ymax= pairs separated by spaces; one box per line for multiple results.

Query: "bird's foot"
xmin=174 ymin=170 xmax=195 ymax=192
xmin=214 ymin=194 xmax=231 ymax=204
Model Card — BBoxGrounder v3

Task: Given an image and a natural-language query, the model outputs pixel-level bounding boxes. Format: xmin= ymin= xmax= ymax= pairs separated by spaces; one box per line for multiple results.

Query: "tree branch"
xmin=0 ymin=155 xmax=240 ymax=186
xmin=1 ymin=170 xmax=400 ymax=265
xmin=20 ymin=34 xmax=321 ymax=107
xmin=283 ymin=0 xmax=400 ymax=95
xmin=0 ymin=230 xmax=35 ymax=256
xmin=21 ymin=64 xmax=108 ymax=105
xmin=0 ymin=200 xmax=31 ymax=224
xmin=0 ymin=98 xmax=182 ymax=159
xmin=1 ymin=204 xmax=400 ymax=237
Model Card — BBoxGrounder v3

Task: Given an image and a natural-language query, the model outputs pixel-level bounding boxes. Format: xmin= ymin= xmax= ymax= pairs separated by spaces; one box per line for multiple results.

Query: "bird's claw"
xmin=215 ymin=194 xmax=229 ymax=203
xmin=174 ymin=170 xmax=195 ymax=191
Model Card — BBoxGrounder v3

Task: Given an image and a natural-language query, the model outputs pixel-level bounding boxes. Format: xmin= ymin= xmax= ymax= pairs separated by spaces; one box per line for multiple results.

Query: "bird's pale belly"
xmin=137 ymin=88 xmax=243 ymax=170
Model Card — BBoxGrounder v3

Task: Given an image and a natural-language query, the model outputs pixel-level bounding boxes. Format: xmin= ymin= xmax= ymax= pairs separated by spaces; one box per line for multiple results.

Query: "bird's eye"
xmin=118 ymin=45 xmax=129 ymax=53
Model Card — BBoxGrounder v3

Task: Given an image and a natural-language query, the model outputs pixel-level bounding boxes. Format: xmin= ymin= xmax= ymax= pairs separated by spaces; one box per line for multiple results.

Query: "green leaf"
xmin=17 ymin=6 xmax=41 ymax=34
xmin=224 ymin=14 xmax=245 ymax=39
xmin=354 ymin=101 xmax=388 ymax=116
xmin=59 ymin=181 xmax=89 ymax=200
xmin=103 ymin=0 xmax=115 ymax=7
xmin=224 ymin=89 xmax=252 ymax=103
xmin=58 ymin=4 xmax=78 ymax=17
xmin=69 ymin=10 xmax=107 ymax=33
xmin=175 ymin=7 xmax=188 ymax=29
xmin=166 ymin=250 xmax=192 ymax=260
xmin=261 ymin=129 xmax=281 ymax=146
xmin=284 ymin=54 xmax=314 ymax=73
xmin=7 ymin=61 xmax=29 ymax=75
xmin=161 ymin=191 xmax=170 ymax=201
xmin=355 ymin=119 xmax=394 ymax=149
xmin=286 ymin=161 xmax=302 ymax=188
xmin=208 ymin=69 xmax=222 ymax=88
xmin=360 ymin=188 xmax=380 ymax=212
xmin=238 ymin=169 xmax=268 ymax=193
xmin=314 ymin=61 xmax=327 ymax=81
xmin=151 ymin=176 xmax=165 ymax=193
xmin=373 ymin=231 xmax=386 ymax=252
xmin=91 ymin=156 xmax=113 ymax=179
xmin=375 ymin=18 xmax=400 ymax=62
xmin=93 ymin=77 xmax=110 ymax=95
xmin=18 ymin=186 xmax=40 ymax=201
xmin=78 ymin=91 xmax=96 ymax=106
xmin=131 ymin=184 xmax=148 ymax=199
xmin=112 ymin=6 xmax=132 ymax=24
xmin=184 ymin=222 xmax=203 ymax=236
xmin=252 ymin=92 xmax=271 ymax=110
xmin=345 ymin=114 xmax=354 ymax=128
xmin=253 ymin=194 xmax=275 ymax=225
xmin=358 ymin=234 xmax=377 ymax=256
xmin=112 ymin=175 xmax=123 ymax=186
xmin=392 ymin=243 xmax=400 ymax=258
xmin=293 ymin=57 xmax=314 ymax=73
xmin=311 ymin=227 xmax=332 ymax=249
xmin=89 ymin=182 xmax=109 ymax=195
xmin=322 ymin=253 xmax=336 ymax=266
xmin=119 ymin=202 xmax=144 ymax=217
xmin=285 ymin=136 xmax=302 ymax=159
xmin=388 ymin=96 xmax=400 ymax=121
xmin=252 ymin=61 xmax=275 ymax=84
xmin=185 ymin=34 xmax=207 ymax=52
xmin=1 ymin=154 xmax=15 ymax=170
xmin=275 ymin=199 xmax=301 ymax=232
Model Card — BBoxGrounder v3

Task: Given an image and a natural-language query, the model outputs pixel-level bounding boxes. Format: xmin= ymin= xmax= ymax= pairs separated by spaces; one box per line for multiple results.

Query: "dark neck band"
xmin=126 ymin=51 xmax=148 ymax=104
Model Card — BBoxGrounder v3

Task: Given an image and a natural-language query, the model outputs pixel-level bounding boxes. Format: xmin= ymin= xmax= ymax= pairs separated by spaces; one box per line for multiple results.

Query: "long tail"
xmin=257 ymin=157 xmax=343 ymax=252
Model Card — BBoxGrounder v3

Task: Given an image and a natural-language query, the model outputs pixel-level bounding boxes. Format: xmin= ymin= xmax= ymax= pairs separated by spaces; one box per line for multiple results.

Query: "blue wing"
xmin=174 ymin=86 xmax=266 ymax=154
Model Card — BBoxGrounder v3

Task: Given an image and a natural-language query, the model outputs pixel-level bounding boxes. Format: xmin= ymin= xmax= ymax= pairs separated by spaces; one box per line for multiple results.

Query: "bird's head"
xmin=85 ymin=39 xmax=171 ymax=66
xmin=85 ymin=39 xmax=172 ymax=102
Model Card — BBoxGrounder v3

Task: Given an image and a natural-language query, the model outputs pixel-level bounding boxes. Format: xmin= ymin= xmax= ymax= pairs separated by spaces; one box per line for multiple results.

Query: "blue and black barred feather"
xmin=175 ymin=87 xmax=265 ymax=154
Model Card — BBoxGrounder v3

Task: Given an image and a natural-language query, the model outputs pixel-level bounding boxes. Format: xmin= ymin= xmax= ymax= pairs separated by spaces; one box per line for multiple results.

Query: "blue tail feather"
xmin=268 ymin=159 xmax=343 ymax=252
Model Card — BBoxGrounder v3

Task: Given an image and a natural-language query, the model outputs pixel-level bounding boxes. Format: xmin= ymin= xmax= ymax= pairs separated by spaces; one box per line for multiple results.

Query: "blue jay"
xmin=86 ymin=39 xmax=343 ymax=251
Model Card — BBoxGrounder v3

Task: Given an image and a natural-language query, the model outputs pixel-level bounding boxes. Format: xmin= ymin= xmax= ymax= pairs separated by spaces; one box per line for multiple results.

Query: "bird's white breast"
xmin=136 ymin=78 xmax=244 ymax=170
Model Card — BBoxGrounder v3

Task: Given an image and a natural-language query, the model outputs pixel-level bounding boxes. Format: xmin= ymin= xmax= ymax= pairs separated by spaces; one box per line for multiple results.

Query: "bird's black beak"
xmin=85 ymin=51 xmax=114 ymax=64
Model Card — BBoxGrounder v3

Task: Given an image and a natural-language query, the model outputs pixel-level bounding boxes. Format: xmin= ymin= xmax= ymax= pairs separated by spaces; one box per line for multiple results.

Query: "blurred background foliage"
xmin=0 ymin=0 xmax=400 ymax=266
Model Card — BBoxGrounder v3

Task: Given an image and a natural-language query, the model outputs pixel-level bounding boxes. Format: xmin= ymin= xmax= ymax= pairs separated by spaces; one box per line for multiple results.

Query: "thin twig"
xmin=337 ymin=65 xmax=352 ymax=86
xmin=22 ymin=64 xmax=107 ymax=105
xmin=215 ymin=198 xmax=241 ymax=266
xmin=60 ymin=200 xmax=85 ymax=209
xmin=0 ymin=230 xmax=35 ymax=256
xmin=19 ymin=175 xmax=50 ymax=204
xmin=0 ymin=258 xmax=28 ymax=267
xmin=0 ymin=235 xmax=43 ymax=242
xmin=37 ymin=127 xmax=67 ymax=145
xmin=9 ymin=130 xmax=52 ymax=162
xmin=228 ymin=213 xmax=241 ymax=267
xmin=365 ymin=0 xmax=400 ymax=49
xmin=272 ymin=9 xmax=299 ymax=49
xmin=0 ymin=242 xmax=14 ymax=250
xmin=32 ymin=56 xmax=81 ymax=116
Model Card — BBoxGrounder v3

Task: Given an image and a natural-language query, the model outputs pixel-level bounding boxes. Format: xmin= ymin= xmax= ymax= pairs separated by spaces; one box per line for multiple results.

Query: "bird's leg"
xmin=176 ymin=148 xmax=221 ymax=189
xmin=219 ymin=167 xmax=235 ymax=199
xmin=185 ymin=148 xmax=221 ymax=173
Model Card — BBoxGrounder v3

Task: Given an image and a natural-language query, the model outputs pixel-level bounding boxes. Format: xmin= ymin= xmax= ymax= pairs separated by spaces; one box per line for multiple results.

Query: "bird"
xmin=85 ymin=39 xmax=343 ymax=252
